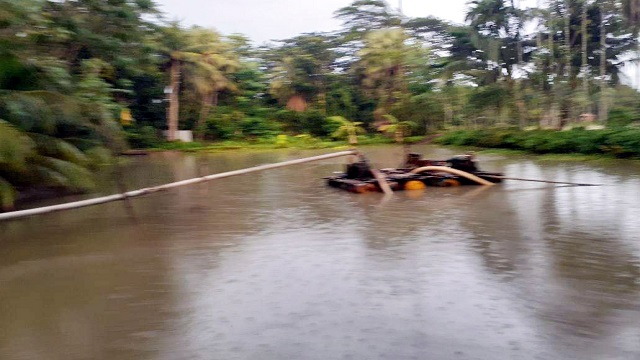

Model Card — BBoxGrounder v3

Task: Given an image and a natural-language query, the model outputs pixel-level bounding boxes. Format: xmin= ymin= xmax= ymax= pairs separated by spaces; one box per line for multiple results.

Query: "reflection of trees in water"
xmin=439 ymin=185 xmax=524 ymax=278
xmin=537 ymin=165 xmax=640 ymax=340
xmin=275 ymin=176 xmax=502 ymax=256
xmin=541 ymin=230 xmax=640 ymax=334
xmin=352 ymin=188 xmax=491 ymax=252
xmin=453 ymin=166 xmax=640 ymax=348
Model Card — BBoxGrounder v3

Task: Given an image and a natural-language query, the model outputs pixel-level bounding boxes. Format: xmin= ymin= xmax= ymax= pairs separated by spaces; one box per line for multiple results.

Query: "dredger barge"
xmin=326 ymin=152 xmax=504 ymax=193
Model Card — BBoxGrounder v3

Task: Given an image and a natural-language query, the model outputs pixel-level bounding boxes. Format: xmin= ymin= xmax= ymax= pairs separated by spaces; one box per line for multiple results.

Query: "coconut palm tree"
xmin=186 ymin=28 xmax=240 ymax=141
xmin=358 ymin=28 xmax=410 ymax=122
xmin=160 ymin=24 xmax=222 ymax=141
xmin=466 ymin=0 xmax=509 ymax=38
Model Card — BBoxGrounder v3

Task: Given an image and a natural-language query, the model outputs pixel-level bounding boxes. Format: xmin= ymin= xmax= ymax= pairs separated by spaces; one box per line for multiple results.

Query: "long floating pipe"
xmin=0 ymin=150 xmax=357 ymax=221
xmin=484 ymin=175 xmax=601 ymax=187
xmin=409 ymin=166 xmax=495 ymax=186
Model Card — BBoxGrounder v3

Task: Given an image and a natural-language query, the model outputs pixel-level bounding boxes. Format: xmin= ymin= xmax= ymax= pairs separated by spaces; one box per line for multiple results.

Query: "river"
xmin=1 ymin=146 xmax=639 ymax=360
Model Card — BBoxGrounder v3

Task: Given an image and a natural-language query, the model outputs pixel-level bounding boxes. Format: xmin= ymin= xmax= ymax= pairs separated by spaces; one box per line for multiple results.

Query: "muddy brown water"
xmin=1 ymin=146 xmax=639 ymax=360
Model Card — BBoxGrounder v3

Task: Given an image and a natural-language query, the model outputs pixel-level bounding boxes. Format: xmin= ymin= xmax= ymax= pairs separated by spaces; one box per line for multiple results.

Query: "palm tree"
xmin=358 ymin=28 xmax=410 ymax=122
xmin=186 ymin=28 xmax=240 ymax=141
xmin=160 ymin=24 xmax=220 ymax=141
xmin=509 ymin=0 xmax=527 ymax=128
xmin=581 ymin=0 xmax=590 ymax=98
xmin=466 ymin=0 xmax=525 ymax=126
xmin=466 ymin=0 xmax=509 ymax=38
xmin=160 ymin=24 xmax=190 ymax=141
xmin=268 ymin=56 xmax=297 ymax=106
xmin=328 ymin=116 xmax=365 ymax=144
xmin=561 ymin=0 xmax=571 ymax=78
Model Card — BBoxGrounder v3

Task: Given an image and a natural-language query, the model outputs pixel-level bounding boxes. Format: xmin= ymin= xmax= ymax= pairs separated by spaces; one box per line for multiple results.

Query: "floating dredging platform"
xmin=326 ymin=153 xmax=503 ymax=193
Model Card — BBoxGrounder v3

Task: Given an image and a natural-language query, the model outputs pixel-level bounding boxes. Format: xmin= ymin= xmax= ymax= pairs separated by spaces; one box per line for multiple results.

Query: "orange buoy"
xmin=404 ymin=180 xmax=427 ymax=191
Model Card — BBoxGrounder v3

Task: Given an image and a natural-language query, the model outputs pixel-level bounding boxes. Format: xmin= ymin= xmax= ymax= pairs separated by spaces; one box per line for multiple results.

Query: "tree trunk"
xmin=196 ymin=90 xmax=218 ymax=141
xmin=348 ymin=131 xmax=358 ymax=145
xmin=634 ymin=0 xmax=640 ymax=90
xmin=512 ymin=0 xmax=524 ymax=65
xmin=318 ymin=92 xmax=327 ymax=115
xmin=599 ymin=0 xmax=608 ymax=123
xmin=581 ymin=0 xmax=589 ymax=111
xmin=444 ymin=103 xmax=453 ymax=127
xmin=564 ymin=0 xmax=572 ymax=79
xmin=564 ymin=0 xmax=573 ymax=123
xmin=547 ymin=2 xmax=558 ymax=126
xmin=395 ymin=129 xmax=403 ymax=144
xmin=168 ymin=59 xmax=181 ymax=141
xmin=537 ymin=0 xmax=544 ymax=90
xmin=517 ymin=97 xmax=526 ymax=129
xmin=511 ymin=0 xmax=526 ymax=129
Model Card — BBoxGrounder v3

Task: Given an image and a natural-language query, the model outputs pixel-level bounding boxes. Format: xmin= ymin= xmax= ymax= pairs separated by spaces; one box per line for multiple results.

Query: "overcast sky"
xmin=154 ymin=0 xmax=472 ymax=43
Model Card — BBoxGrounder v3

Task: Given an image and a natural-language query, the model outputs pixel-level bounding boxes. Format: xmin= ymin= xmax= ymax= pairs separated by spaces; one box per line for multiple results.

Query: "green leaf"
xmin=0 ymin=176 xmax=16 ymax=211
xmin=30 ymin=133 xmax=89 ymax=166
xmin=37 ymin=157 xmax=95 ymax=191
xmin=0 ymin=119 xmax=35 ymax=172
xmin=85 ymin=146 xmax=112 ymax=168
xmin=33 ymin=165 xmax=69 ymax=188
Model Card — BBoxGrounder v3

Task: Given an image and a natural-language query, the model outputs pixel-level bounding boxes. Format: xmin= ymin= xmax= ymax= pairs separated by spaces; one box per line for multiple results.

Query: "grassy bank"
xmin=143 ymin=135 xmax=426 ymax=152
xmin=434 ymin=128 xmax=640 ymax=159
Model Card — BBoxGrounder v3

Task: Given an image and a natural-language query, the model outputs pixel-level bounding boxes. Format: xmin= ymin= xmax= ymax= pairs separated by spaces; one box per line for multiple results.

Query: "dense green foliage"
xmin=2 ymin=0 xmax=640 ymax=209
xmin=436 ymin=128 xmax=640 ymax=157
xmin=0 ymin=92 xmax=114 ymax=210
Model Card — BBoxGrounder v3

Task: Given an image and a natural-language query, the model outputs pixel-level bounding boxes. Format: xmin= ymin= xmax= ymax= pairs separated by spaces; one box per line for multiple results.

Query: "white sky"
xmin=155 ymin=0 xmax=471 ymax=43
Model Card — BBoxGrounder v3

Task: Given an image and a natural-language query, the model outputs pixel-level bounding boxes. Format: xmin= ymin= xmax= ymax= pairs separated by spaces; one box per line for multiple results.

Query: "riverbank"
xmin=132 ymin=127 xmax=640 ymax=163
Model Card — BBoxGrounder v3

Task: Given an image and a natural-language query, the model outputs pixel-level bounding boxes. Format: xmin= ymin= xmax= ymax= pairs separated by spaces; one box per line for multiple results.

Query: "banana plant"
xmin=379 ymin=114 xmax=416 ymax=143
xmin=328 ymin=116 xmax=365 ymax=144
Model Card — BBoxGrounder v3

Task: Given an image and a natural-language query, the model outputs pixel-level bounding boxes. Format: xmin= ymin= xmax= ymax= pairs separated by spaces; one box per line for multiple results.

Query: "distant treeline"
xmin=436 ymin=127 xmax=640 ymax=158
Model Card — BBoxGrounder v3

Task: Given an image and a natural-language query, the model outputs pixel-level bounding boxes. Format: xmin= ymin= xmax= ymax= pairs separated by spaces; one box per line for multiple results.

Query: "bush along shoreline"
xmin=126 ymin=131 xmax=427 ymax=152
xmin=434 ymin=128 xmax=640 ymax=159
